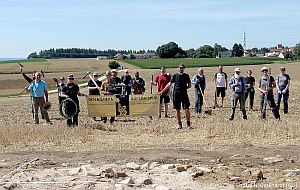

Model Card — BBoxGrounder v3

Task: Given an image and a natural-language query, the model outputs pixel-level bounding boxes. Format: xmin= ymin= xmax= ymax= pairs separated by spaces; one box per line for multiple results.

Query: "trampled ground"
xmin=0 ymin=59 xmax=299 ymax=189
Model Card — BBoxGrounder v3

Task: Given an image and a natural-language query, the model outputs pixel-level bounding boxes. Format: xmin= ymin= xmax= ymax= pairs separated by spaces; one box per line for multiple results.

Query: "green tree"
xmin=232 ymin=43 xmax=244 ymax=57
xmin=196 ymin=45 xmax=214 ymax=58
xmin=156 ymin=42 xmax=186 ymax=58
xmin=213 ymin=43 xmax=228 ymax=57
xmin=294 ymin=43 xmax=300 ymax=58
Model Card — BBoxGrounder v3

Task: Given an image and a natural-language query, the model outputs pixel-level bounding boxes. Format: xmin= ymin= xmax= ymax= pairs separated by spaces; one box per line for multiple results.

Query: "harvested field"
xmin=0 ymin=59 xmax=300 ymax=189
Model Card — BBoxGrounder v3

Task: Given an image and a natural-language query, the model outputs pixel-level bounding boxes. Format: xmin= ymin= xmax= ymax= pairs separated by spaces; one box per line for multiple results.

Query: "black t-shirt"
xmin=111 ymin=76 xmax=122 ymax=84
xmin=62 ymin=83 xmax=79 ymax=102
xmin=121 ymin=75 xmax=132 ymax=86
xmin=171 ymin=73 xmax=191 ymax=94
xmin=245 ymin=76 xmax=255 ymax=89
xmin=88 ymin=80 xmax=102 ymax=95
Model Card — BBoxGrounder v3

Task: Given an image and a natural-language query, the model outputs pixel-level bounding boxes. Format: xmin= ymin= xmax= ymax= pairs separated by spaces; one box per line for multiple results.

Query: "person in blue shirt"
xmin=191 ymin=68 xmax=206 ymax=114
xmin=228 ymin=68 xmax=247 ymax=120
xmin=25 ymin=72 xmax=51 ymax=124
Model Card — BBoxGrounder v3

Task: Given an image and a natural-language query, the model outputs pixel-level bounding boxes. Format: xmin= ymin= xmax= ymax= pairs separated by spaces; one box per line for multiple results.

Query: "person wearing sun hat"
xmin=228 ymin=68 xmax=247 ymax=120
xmin=258 ymin=67 xmax=280 ymax=119
xmin=275 ymin=66 xmax=291 ymax=114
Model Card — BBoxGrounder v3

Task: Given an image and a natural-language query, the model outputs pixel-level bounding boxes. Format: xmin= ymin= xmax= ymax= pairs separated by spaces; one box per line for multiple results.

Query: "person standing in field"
xmin=159 ymin=64 xmax=191 ymax=129
xmin=245 ymin=70 xmax=255 ymax=111
xmin=275 ymin=67 xmax=291 ymax=114
xmin=25 ymin=72 xmax=51 ymax=125
xmin=88 ymin=72 xmax=102 ymax=121
xmin=258 ymin=67 xmax=280 ymax=120
xmin=57 ymin=76 xmax=66 ymax=105
xmin=191 ymin=68 xmax=206 ymax=114
xmin=61 ymin=74 xmax=85 ymax=127
xmin=213 ymin=65 xmax=228 ymax=108
xmin=152 ymin=67 xmax=171 ymax=118
xmin=101 ymin=71 xmax=116 ymax=124
xmin=121 ymin=69 xmax=132 ymax=96
xmin=228 ymin=68 xmax=247 ymax=120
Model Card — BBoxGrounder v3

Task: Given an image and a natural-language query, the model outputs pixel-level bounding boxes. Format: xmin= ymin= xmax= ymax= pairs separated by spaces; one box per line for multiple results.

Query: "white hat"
xmin=261 ymin=67 xmax=268 ymax=71
xmin=111 ymin=69 xmax=117 ymax=73
xmin=234 ymin=68 xmax=241 ymax=72
xmin=124 ymin=69 xmax=129 ymax=73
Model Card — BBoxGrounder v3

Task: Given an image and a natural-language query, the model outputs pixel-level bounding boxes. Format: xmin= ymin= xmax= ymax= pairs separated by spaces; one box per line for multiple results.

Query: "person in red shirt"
xmin=152 ymin=67 xmax=171 ymax=118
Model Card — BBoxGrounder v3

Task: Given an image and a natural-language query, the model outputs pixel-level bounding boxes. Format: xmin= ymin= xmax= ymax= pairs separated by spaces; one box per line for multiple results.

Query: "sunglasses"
xmin=68 ymin=78 xmax=74 ymax=80
xmin=93 ymin=75 xmax=99 ymax=77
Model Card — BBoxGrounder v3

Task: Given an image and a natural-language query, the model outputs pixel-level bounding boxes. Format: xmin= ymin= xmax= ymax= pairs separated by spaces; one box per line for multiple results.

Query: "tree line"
xmin=27 ymin=48 xmax=155 ymax=59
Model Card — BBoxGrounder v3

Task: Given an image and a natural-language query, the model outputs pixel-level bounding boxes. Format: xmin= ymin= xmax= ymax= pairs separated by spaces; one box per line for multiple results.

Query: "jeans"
xmin=259 ymin=93 xmax=280 ymax=119
xmin=194 ymin=89 xmax=204 ymax=113
xmin=245 ymin=88 xmax=255 ymax=109
xmin=230 ymin=92 xmax=247 ymax=119
xmin=275 ymin=90 xmax=289 ymax=114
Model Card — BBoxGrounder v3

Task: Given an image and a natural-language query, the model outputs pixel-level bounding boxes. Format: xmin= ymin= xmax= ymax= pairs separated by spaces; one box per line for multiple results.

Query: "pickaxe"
xmin=41 ymin=70 xmax=45 ymax=78
xmin=83 ymin=71 xmax=99 ymax=88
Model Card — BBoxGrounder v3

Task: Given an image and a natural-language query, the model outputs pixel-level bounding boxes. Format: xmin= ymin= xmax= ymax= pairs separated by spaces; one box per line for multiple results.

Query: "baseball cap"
xmin=124 ymin=69 xmax=129 ymax=73
xmin=68 ymin=74 xmax=74 ymax=79
xmin=179 ymin=63 xmax=185 ymax=68
xmin=280 ymin=66 xmax=286 ymax=71
xmin=60 ymin=76 xmax=65 ymax=80
xmin=261 ymin=67 xmax=268 ymax=71
xmin=93 ymin=72 xmax=99 ymax=76
xmin=235 ymin=68 xmax=241 ymax=72
xmin=111 ymin=69 xmax=117 ymax=73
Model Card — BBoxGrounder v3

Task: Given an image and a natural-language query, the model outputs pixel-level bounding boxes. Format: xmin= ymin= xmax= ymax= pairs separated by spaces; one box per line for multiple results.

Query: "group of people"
xmin=22 ymin=63 xmax=291 ymax=129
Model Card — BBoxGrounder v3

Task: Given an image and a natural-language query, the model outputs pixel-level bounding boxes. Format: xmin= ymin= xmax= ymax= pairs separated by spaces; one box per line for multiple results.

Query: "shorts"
xmin=216 ymin=87 xmax=226 ymax=97
xmin=173 ymin=93 xmax=190 ymax=110
xmin=160 ymin=94 xmax=170 ymax=104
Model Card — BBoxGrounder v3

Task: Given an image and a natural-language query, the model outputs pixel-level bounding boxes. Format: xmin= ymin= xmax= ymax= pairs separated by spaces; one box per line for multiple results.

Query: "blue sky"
xmin=0 ymin=0 xmax=299 ymax=57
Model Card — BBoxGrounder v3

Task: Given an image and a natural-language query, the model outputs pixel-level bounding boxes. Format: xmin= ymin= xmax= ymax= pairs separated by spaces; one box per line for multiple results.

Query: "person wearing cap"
xmin=191 ymin=68 xmax=206 ymax=114
xmin=152 ymin=67 xmax=172 ymax=118
xmin=258 ymin=67 xmax=280 ymax=119
xmin=25 ymin=72 xmax=51 ymax=125
xmin=58 ymin=76 xmax=66 ymax=105
xmin=245 ymin=70 xmax=255 ymax=111
xmin=61 ymin=74 xmax=85 ymax=127
xmin=121 ymin=69 xmax=132 ymax=95
xmin=111 ymin=69 xmax=122 ymax=84
xmin=131 ymin=71 xmax=146 ymax=94
xmin=87 ymin=72 xmax=102 ymax=121
xmin=228 ymin=68 xmax=247 ymax=120
xmin=88 ymin=72 xmax=102 ymax=96
xmin=213 ymin=65 xmax=228 ymax=108
xmin=159 ymin=64 xmax=191 ymax=129
xmin=100 ymin=71 xmax=116 ymax=124
xmin=275 ymin=67 xmax=291 ymax=114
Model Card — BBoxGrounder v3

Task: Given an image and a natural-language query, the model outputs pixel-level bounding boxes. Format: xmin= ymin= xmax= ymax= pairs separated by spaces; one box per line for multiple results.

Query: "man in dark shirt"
xmin=245 ymin=70 xmax=255 ymax=111
xmin=88 ymin=72 xmax=102 ymax=121
xmin=121 ymin=69 xmax=132 ymax=95
xmin=159 ymin=64 xmax=191 ymax=129
xmin=61 ymin=74 xmax=85 ymax=127
xmin=88 ymin=72 xmax=102 ymax=95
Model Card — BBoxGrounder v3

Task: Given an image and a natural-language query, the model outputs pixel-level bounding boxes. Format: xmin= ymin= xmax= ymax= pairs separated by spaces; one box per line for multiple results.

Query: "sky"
xmin=0 ymin=0 xmax=299 ymax=58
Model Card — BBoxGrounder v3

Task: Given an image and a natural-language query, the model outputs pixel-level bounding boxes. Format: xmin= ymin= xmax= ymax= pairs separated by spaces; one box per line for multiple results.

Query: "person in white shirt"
xmin=213 ymin=65 xmax=228 ymax=108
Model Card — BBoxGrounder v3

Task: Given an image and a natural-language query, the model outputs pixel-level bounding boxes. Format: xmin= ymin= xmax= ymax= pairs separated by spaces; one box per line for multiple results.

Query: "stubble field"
xmin=0 ymin=59 xmax=299 ymax=189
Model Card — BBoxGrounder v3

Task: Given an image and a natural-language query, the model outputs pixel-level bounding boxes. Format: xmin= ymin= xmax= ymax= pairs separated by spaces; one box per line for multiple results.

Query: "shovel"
xmin=198 ymin=84 xmax=212 ymax=115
